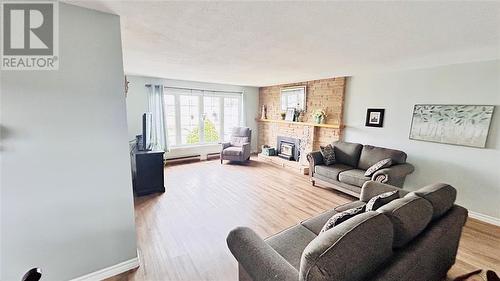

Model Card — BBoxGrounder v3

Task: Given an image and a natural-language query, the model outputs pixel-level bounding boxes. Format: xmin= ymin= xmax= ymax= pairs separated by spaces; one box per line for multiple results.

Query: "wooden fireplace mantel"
xmin=257 ymin=119 xmax=342 ymax=129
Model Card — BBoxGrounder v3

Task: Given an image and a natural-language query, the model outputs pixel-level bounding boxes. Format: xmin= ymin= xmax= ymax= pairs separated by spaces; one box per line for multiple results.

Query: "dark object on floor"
xmin=22 ymin=268 xmax=42 ymax=281
xmin=453 ymin=269 xmax=500 ymax=281
xmin=131 ymin=148 xmax=165 ymax=196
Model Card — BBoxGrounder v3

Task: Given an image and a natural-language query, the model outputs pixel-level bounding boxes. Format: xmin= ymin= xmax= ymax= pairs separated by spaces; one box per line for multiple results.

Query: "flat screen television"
xmin=138 ymin=112 xmax=153 ymax=151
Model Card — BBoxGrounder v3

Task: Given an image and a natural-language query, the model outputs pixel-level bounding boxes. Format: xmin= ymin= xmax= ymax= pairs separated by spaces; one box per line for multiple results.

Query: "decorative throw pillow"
xmin=320 ymin=206 xmax=365 ymax=233
xmin=320 ymin=144 xmax=336 ymax=165
xmin=364 ymin=158 xmax=393 ymax=177
xmin=365 ymin=190 xmax=399 ymax=211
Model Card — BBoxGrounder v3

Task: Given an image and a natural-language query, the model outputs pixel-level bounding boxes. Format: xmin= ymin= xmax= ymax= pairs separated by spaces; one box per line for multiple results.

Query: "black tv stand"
xmin=131 ymin=148 xmax=165 ymax=196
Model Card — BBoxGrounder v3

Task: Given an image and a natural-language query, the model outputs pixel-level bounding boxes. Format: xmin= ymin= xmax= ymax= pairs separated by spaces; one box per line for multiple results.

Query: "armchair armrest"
xmin=360 ymin=181 xmax=404 ymax=202
xmin=221 ymin=142 xmax=231 ymax=150
xmin=371 ymin=163 xmax=415 ymax=184
xmin=227 ymin=227 xmax=299 ymax=281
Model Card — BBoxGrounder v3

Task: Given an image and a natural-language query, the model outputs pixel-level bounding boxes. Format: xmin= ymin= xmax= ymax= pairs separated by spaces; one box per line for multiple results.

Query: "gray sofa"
xmin=221 ymin=127 xmax=252 ymax=164
xmin=307 ymin=141 xmax=415 ymax=198
xmin=227 ymin=181 xmax=468 ymax=281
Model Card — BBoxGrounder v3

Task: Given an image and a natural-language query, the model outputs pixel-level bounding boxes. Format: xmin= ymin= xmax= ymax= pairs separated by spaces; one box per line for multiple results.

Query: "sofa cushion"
xmin=320 ymin=206 xmax=366 ymax=233
xmin=332 ymin=141 xmax=363 ymax=167
xmin=366 ymin=190 xmax=399 ymax=211
xmin=377 ymin=193 xmax=433 ymax=248
xmin=223 ymin=146 xmax=243 ymax=156
xmin=338 ymin=169 xmax=371 ymax=187
xmin=364 ymin=158 xmax=392 ymax=177
xmin=358 ymin=145 xmax=407 ymax=170
xmin=314 ymin=164 xmax=353 ymax=180
xmin=414 ymin=183 xmax=457 ymax=220
xmin=320 ymin=144 xmax=336 ymax=165
xmin=265 ymin=224 xmax=317 ymax=270
xmin=300 ymin=212 xmax=394 ymax=281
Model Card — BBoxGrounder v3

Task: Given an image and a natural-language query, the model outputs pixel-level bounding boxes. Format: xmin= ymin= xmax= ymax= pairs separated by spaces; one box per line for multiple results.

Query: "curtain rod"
xmin=146 ymin=84 xmax=243 ymax=95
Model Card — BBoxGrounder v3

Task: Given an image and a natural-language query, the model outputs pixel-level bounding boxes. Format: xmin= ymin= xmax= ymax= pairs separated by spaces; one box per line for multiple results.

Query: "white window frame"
xmin=164 ymin=87 xmax=243 ymax=147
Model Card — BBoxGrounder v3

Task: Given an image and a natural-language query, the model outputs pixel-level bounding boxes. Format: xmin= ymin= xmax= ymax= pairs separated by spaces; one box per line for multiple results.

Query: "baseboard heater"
xmin=165 ymin=153 xmax=221 ymax=164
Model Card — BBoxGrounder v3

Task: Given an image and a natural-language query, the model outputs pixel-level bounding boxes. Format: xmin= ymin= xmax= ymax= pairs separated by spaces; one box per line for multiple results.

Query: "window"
xmin=163 ymin=87 xmax=242 ymax=147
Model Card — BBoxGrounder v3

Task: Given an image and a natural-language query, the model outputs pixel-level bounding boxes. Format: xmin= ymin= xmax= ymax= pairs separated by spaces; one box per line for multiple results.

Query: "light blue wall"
xmin=344 ymin=60 xmax=500 ymax=221
xmin=0 ymin=3 xmax=137 ymax=280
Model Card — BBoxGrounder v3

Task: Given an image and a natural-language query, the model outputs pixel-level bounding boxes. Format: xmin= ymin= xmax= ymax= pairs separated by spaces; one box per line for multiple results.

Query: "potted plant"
xmin=280 ymin=112 xmax=286 ymax=120
xmin=312 ymin=109 xmax=327 ymax=124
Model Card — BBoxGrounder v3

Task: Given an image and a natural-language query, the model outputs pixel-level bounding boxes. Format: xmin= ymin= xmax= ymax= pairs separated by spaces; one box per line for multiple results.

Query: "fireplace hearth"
xmin=277 ymin=136 xmax=300 ymax=161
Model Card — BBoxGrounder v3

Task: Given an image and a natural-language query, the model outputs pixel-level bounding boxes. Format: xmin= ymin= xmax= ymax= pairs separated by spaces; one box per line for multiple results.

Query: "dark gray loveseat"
xmin=307 ymin=141 xmax=415 ymax=198
xmin=227 ymin=181 xmax=468 ymax=281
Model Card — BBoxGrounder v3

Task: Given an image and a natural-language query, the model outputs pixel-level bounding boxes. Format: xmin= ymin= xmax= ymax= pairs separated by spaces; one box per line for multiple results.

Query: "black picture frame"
xmin=365 ymin=108 xmax=385 ymax=127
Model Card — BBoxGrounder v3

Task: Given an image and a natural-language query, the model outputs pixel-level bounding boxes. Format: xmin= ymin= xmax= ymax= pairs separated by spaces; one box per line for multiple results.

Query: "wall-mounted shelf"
xmin=257 ymin=119 xmax=342 ymax=129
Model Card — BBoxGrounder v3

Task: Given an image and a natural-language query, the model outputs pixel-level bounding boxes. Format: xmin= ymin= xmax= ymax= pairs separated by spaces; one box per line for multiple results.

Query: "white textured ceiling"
xmin=66 ymin=1 xmax=500 ymax=86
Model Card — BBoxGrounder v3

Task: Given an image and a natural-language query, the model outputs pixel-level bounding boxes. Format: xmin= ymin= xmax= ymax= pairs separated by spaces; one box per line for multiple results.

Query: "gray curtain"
xmin=146 ymin=85 xmax=168 ymax=152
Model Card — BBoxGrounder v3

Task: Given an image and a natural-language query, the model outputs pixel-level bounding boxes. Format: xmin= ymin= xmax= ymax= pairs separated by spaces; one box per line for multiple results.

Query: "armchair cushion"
xmin=231 ymin=136 xmax=249 ymax=147
xmin=223 ymin=146 xmax=243 ymax=156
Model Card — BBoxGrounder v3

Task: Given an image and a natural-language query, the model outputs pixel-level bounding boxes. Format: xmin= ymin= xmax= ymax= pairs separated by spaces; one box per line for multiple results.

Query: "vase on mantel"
xmin=314 ymin=116 xmax=324 ymax=124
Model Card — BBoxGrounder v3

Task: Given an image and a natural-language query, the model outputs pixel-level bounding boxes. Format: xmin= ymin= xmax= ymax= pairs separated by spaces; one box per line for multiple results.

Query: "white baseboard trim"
xmin=70 ymin=257 xmax=139 ymax=281
xmin=468 ymin=211 xmax=500 ymax=226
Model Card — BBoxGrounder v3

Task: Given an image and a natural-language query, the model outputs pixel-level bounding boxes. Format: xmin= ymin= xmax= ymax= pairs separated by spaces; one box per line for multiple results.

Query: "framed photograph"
xmin=365 ymin=108 xmax=385 ymax=127
xmin=281 ymin=86 xmax=306 ymax=111
xmin=409 ymin=104 xmax=495 ymax=148
xmin=285 ymin=108 xmax=296 ymax=121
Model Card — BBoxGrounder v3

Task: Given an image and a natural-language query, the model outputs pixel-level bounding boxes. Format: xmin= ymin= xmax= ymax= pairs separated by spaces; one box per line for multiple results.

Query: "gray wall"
xmin=344 ymin=60 xmax=500 ymax=220
xmin=0 ymin=4 xmax=137 ymax=280
xmin=126 ymin=75 xmax=260 ymax=157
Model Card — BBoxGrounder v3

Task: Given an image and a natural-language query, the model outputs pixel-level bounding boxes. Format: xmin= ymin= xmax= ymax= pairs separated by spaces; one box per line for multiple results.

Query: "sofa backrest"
xmin=299 ymin=211 xmax=393 ymax=281
xmin=376 ymin=193 xmax=433 ymax=248
xmin=358 ymin=145 xmax=407 ymax=170
xmin=413 ymin=183 xmax=457 ymax=220
xmin=332 ymin=141 xmax=363 ymax=167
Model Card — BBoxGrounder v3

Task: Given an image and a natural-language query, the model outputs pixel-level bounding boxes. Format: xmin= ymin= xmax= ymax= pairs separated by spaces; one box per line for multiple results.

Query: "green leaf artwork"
xmin=409 ymin=105 xmax=494 ymax=148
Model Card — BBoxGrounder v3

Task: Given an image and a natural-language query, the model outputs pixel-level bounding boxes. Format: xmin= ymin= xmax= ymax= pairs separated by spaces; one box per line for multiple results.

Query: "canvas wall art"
xmin=409 ymin=104 xmax=494 ymax=148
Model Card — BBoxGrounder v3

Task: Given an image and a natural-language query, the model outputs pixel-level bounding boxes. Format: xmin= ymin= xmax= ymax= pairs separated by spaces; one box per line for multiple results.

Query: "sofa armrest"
xmin=227 ymin=227 xmax=299 ymax=281
xmin=221 ymin=142 xmax=231 ymax=150
xmin=371 ymin=163 xmax=415 ymax=184
xmin=307 ymin=151 xmax=324 ymax=177
xmin=360 ymin=181 xmax=404 ymax=202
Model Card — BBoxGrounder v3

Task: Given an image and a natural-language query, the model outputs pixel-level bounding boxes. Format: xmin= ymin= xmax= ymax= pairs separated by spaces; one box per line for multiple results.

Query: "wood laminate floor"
xmin=108 ymin=157 xmax=500 ymax=281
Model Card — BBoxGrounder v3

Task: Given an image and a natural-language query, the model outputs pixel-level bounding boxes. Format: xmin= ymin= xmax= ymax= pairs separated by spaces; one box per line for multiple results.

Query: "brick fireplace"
xmin=257 ymin=77 xmax=346 ymax=172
